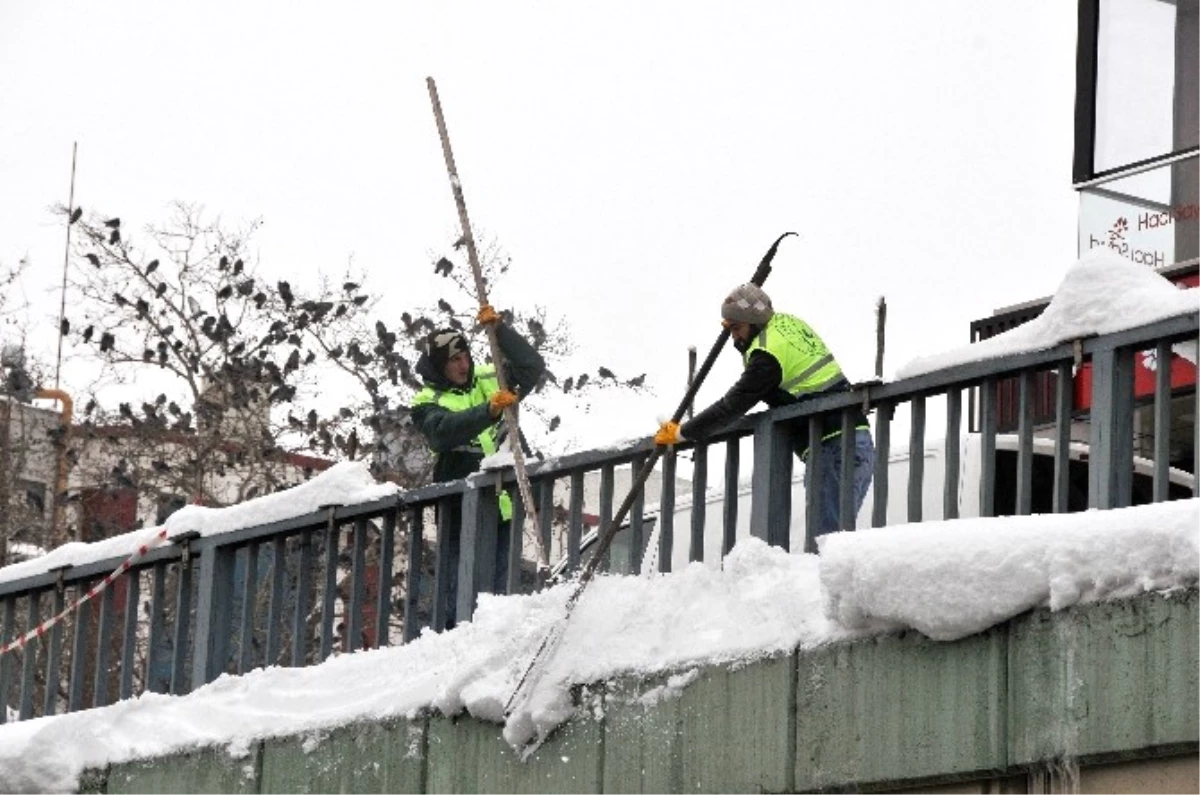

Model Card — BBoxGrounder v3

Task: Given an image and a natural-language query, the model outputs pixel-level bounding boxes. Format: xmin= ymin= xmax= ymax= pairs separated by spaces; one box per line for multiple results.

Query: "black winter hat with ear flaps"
xmin=426 ymin=328 xmax=469 ymax=372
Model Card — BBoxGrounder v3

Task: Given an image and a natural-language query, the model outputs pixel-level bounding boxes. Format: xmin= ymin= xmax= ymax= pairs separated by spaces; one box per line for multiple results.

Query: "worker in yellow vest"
xmin=412 ymin=305 xmax=545 ymax=627
xmin=655 ymin=283 xmax=875 ymax=547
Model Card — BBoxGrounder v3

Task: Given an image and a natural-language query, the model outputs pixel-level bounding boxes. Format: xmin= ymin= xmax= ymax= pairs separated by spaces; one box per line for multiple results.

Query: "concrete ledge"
xmin=75 ymin=590 xmax=1199 ymax=794
xmin=259 ymin=718 xmax=426 ymax=793
xmin=1008 ymin=589 xmax=1199 ymax=765
xmin=425 ymin=703 xmax=603 ymax=794
xmin=105 ymin=745 xmax=261 ymax=794
xmin=795 ymin=625 xmax=1008 ymax=791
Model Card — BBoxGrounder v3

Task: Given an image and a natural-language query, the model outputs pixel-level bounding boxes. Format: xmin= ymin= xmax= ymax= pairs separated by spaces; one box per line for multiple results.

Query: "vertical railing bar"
xmin=146 ymin=562 xmax=167 ymax=694
xmin=804 ymin=415 xmax=823 ymax=554
xmin=838 ymin=410 xmax=855 ymax=531
xmin=599 ymin=465 xmax=615 ymax=556
xmin=292 ymin=530 xmax=314 ymax=667
xmin=871 ymin=403 xmax=892 ymax=528
xmin=1190 ymin=329 xmax=1200 ymax=492
xmin=659 ymin=452 xmax=676 ymax=573
xmin=319 ymin=509 xmax=339 ymax=662
xmin=1054 ymin=362 xmax=1073 ymax=513
xmin=629 ymin=457 xmax=646 ymax=574
xmin=537 ymin=480 xmax=554 ymax=577
xmin=119 ymin=569 xmax=140 ymax=701
xmin=690 ymin=443 xmax=708 ymax=563
xmin=1016 ymin=370 xmax=1035 ymax=516
xmin=944 ymin=389 xmax=962 ymax=520
xmin=170 ymin=549 xmax=195 ymax=696
xmin=376 ymin=508 xmax=397 ymax=647
xmin=980 ymin=377 xmax=998 ymax=518
xmin=1113 ymin=347 xmax=1135 ymax=509
xmin=502 ymin=486 xmax=520 ymax=595
xmin=722 ymin=439 xmax=739 ymax=556
xmin=44 ymin=582 xmax=66 ymax=715
xmin=238 ymin=543 xmax=259 ymax=674
xmin=1153 ymin=340 xmax=1171 ymax=502
xmin=68 ymin=580 xmax=90 ymax=712
xmin=265 ymin=537 xmax=286 ymax=667
xmin=907 ymin=395 xmax=926 ymax=524
xmin=431 ymin=498 xmax=454 ymax=633
xmin=568 ymin=470 xmax=584 ymax=574
xmin=403 ymin=507 xmax=424 ymax=644
xmin=92 ymin=582 xmax=116 ymax=708
xmin=348 ymin=517 xmax=368 ymax=653
xmin=456 ymin=485 xmax=490 ymax=625
xmin=19 ymin=593 xmax=39 ymax=719
xmin=0 ymin=598 xmax=13 ymax=724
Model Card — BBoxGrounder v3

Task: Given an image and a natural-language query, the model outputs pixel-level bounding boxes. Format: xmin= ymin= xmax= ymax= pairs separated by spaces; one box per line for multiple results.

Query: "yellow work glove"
xmin=654 ymin=420 xmax=683 ymax=447
xmin=477 ymin=304 xmax=501 ymax=326
xmin=489 ymin=388 xmax=518 ymax=417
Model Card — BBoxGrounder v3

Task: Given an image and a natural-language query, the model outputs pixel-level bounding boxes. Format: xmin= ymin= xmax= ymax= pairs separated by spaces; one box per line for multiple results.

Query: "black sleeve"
xmin=410 ymin=401 xmax=495 ymax=453
xmin=496 ymin=322 xmax=546 ymax=397
xmin=680 ymin=350 xmax=782 ymax=441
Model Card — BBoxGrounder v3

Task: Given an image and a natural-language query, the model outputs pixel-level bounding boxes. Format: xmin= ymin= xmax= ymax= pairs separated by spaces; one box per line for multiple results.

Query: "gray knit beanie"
xmin=721 ymin=283 xmax=774 ymax=325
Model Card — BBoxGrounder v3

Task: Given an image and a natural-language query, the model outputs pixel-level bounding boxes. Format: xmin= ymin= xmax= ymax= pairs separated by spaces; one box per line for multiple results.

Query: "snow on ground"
xmin=897 ymin=248 xmax=1199 ymax=379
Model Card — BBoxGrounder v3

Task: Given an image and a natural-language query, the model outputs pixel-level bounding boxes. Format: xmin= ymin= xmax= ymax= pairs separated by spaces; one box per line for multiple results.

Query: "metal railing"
xmin=0 ymin=313 xmax=1195 ymax=724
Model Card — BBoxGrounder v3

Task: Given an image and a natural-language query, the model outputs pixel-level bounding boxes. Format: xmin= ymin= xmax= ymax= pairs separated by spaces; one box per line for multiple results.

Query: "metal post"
xmin=753 ymin=415 xmax=794 ymax=550
xmin=944 ymin=389 xmax=962 ymax=520
xmin=907 ymin=396 xmax=926 ymax=523
xmin=690 ymin=443 xmax=708 ymax=562
xmin=191 ymin=540 xmax=235 ymax=690
xmin=871 ymin=403 xmax=893 ymax=528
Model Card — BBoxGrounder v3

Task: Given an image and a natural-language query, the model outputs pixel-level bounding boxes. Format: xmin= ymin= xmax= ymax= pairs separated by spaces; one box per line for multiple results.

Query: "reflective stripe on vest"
xmin=413 ymin=365 xmax=501 ymax=458
xmin=412 ymin=365 xmax=513 ymax=520
xmin=745 ymin=314 xmax=844 ymax=397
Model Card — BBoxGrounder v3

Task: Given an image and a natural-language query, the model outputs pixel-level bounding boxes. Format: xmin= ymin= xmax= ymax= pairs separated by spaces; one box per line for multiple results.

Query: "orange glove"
xmin=654 ymin=421 xmax=683 ymax=447
xmin=477 ymin=304 xmax=501 ymax=326
xmin=489 ymin=388 xmax=518 ymax=416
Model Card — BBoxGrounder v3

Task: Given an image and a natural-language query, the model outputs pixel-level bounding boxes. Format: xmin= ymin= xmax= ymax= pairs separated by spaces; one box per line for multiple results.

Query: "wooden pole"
xmin=56 ymin=142 xmax=78 ymax=390
xmin=426 ymin=77 xmax=548 ymax=570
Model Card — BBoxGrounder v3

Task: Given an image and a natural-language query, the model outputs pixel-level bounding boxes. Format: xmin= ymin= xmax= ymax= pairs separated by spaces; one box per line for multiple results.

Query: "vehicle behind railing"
xmin=0 ymin=314 xmax=1195 ymax=724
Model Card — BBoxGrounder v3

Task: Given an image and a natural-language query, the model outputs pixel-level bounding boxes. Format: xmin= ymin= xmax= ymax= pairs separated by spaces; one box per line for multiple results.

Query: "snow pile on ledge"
xmin=0 ymin=498 xmax=1197 ymax=792
xmin=166 ymin=460 xmax=399 ymax=538
xmin=897 ymin=248 xmax=1199 ymax=379
xmin=0 ymin=539 xmax=835 ymax=793
xmin=0 ymin=462 xmax=402 ymax=588
xmin=819 ymin=498 xmax=1199 ymax=640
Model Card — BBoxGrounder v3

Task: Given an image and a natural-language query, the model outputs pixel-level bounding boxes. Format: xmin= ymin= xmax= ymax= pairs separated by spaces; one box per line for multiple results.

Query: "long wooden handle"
xmin=427 ymin=77 xmax=548 ymax=569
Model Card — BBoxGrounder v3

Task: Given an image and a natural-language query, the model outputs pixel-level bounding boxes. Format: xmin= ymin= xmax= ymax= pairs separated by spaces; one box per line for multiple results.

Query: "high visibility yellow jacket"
xmin=411 ymin=323 xmax=546 ymax=521
xmin=682 ymin=312 xmax=869 ymax=454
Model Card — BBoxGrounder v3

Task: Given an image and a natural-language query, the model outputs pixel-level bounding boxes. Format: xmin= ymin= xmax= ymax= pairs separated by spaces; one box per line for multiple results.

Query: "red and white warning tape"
xmin=0 ymin=527 xmax=170 ymax=657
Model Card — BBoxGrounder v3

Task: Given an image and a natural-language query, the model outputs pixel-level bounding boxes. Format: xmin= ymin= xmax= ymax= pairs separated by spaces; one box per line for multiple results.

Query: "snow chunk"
xmin=819 ymin=498 xmax=1200 ymax=641
xmin=897 ymin=249 xmax=1199 ymax=379
xmin=165 ymin=461 xmax=398 ymax=539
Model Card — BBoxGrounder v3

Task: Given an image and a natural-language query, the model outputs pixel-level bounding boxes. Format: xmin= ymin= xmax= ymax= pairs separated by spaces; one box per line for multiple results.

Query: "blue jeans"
xmin=802 ymin=428 xmax=875 ymax=548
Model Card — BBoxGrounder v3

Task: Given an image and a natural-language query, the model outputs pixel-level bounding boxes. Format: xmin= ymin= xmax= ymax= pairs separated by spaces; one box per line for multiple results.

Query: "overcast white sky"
xmin=0 ymin=2 xmax=1082 ymax=450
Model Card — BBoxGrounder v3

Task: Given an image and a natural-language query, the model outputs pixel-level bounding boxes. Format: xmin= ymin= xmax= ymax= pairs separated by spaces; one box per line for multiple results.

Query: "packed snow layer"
xmin=897 ymin=249 xmax=1199 ymax=379
xmin=819 ymin=498 xmax=1199 ymax=641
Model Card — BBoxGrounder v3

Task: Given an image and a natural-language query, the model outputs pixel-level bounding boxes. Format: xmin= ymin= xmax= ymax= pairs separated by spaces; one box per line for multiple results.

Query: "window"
xmin=1075 ymin=0 xmax=1198 ymax=267
xmin=1077 ymin=0 xmax=1199 ymax=180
